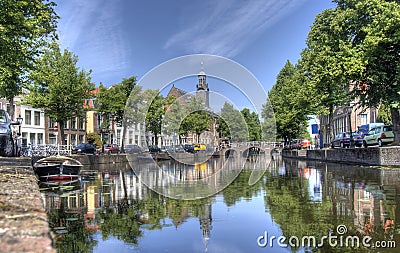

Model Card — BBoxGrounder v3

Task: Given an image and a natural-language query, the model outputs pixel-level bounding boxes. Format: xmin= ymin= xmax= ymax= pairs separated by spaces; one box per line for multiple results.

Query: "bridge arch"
xmin=224 ymin=149 xmax=237 ymax=158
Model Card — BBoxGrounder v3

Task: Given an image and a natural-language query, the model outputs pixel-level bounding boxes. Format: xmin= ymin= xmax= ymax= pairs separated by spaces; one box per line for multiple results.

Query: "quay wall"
xmin=70 ymin=152 xmax=219 ymax=169
xmin=0 ymin=158 xmax=55 ymax=253
xmin=282 ymin=146 xmax=400 ymax=166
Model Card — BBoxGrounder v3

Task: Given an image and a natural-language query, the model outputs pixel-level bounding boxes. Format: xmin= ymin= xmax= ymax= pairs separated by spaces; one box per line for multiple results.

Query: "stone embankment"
xmin=0 ymin=157 xmax=55 ymax=253
xmin=282 ymin=146 xmax=400 ymax=166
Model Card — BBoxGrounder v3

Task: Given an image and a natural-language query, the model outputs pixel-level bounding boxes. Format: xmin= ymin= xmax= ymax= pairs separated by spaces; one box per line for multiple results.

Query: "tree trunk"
xmin=8 ymin=97 xmax=15 ymax=120
xmin=390 ymin=107 xmax=400 ymax=145
xmin=328 ymin=105 xmax=334 ymax=145
xmin=154 ymin=133 xmax=158 ymax=146
xmin=121 ymin=117 xmax=128 ymax=153
xmin=58 ymin=121 xmax=66 ymax=145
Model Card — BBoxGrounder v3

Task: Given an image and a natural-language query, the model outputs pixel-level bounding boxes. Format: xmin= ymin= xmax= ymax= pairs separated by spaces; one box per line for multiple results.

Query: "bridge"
xmin=220 ymin=142 xmax=282 ymax=158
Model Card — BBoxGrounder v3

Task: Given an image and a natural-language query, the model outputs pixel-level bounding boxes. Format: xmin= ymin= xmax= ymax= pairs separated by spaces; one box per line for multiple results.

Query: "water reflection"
xmin=39 ymin=156 xmax=400 ymax=252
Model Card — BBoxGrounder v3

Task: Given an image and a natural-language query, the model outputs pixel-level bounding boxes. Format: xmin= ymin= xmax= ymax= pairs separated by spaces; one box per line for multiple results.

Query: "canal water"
xmin=39 ymin=155 xmax=400 ymax=253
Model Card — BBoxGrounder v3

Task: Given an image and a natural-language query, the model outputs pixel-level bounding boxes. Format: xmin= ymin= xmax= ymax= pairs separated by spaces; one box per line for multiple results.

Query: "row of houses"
xmin=0 ymin=90 xmax=145 ymax=148
xmin=0 ymin=68 xmax=219 ymax=148
xmin=306 ymin=104 xmax=379 ymax=147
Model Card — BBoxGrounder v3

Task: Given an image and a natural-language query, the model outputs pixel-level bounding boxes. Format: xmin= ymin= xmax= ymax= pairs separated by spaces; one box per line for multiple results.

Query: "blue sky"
xmin=54 ymin=0 xmax=336 ymax=110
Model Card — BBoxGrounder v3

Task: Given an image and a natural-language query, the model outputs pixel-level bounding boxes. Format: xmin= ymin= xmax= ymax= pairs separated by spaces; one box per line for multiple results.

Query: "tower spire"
xmin=196 ymin=61 xmax=209 ymax=108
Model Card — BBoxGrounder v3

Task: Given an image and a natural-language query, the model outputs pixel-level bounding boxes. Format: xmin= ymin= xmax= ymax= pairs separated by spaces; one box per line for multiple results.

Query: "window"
xmin=49 ymin=117 xmax=56 ymax=129
xmin=71 ymin=117 xmax=76 ymax=130
xmin=63 ymin=121 xmax=68 ymax=129
xmin=70 ymin=134 xmax=76 ymax=146
xmin=49 ymin=133 xmax=56 ymax=145
xmin=129 ymin=130 xmax=133 ymax=144
xmin=25 ymin=110 xmax=31 ymax=125
xmin=78 ymin=135 xmax=84 ymax=143
xmin=22 ymin=132 xmax=28 ymax=146
xmin=79 ymin=117 xmax=85 ymax=130
xmin=97 ymin=114 xmax=102 ymax=129
xmin=135 ymin=135 xmax=139 ymax=144
xmin=37 ymin=133 xmax=43 ymax=145
xmin=34 ymin=111 xmax=40 ymax=125
xmin=30 ymin=133 xmax=35 ymax=145
xmin=361 ymin=114 xmax=367 ymax=125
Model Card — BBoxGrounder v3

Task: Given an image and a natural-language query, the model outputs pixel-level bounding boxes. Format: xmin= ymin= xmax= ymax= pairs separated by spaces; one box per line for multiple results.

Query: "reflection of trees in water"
xmin=43 ymin=188 xmax=97 ymax=253
xmin=264 ymin=158 xmax=400 ymax=253
xmin=134 ymin=156 xmax=249 ymax=199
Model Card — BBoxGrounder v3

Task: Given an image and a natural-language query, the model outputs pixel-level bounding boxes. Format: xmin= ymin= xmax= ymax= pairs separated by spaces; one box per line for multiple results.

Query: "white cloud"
xmin=164 ymin=0 xmax=305 ymax=57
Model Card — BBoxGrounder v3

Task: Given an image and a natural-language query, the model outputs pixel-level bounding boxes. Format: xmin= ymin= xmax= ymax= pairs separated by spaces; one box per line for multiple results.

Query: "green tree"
xmin=124 ymin=85 xmax=145 ymax=145
xmin=96 ymin=77 xmax=138 ymax=150
xmin=346 ymin=0 xmax=400 ymax=143
xmin=177 ymin=96 xmax=213 ymax=143
xmin=86 ymin=132 xmax=102 ymax=148
xmin=24 ymin=42 xmax=94 ymax=144
xmin=0 ymin=0 xmax=58 ymax=119
xmin=261 ymin=100 xmax=277 ymax=142
xmin=143 ymin=89 xmax=165 ymax=146
xmin=377 ymin=103 xmax=392 ymax=125
xmin=300 ymin=2 xmax=364 ymax=142
xmin=219 ymin=102 xmax=248 ymax=142
xmin=302 ymin=0 xmax=400 ymax=143
xmin=241 ymin=108 xmax=262 ymax=141
xmin=216 ymin=116 xmax=230 ymax=139
xmin=266 ymin=61 xmax=312 ymax=144
xmin=163 ymin=96 xmax=185 ymax=144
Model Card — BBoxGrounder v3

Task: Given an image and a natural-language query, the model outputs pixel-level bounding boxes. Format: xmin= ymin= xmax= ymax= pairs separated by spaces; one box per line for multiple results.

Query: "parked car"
xmin=103 ymin=144 xmax=120 ymax=154
xmin=194 ymin=143 xmax=206 ymax=152
xmin=0 ymin=109 xmax=20 ymax=157
xmin=331 ymin=132 xmax=362 ymax=148
xmin=299 ymin=139 xmax=311 ymax=149
xmin=358 ymin=123 xmax=384 ymax=138
xmin=183 ymin=144 xmax=195 ymax=153
xmin=363 ymin=125 xmax=394 ymax=147
xmin=289 ymin=139 xmax=300 ymax=150
xmin=72 ymin=143 xmax=97 ymax=154
xmin=148 ymin=145 xmax=161 ymax=153
xmin=124 ymin=144 xmax=142 ymax=154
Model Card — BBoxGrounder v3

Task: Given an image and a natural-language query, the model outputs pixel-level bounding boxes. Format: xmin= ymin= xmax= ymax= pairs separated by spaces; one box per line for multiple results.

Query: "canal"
xmin=39 ymin=155 xmax=400 ymax=253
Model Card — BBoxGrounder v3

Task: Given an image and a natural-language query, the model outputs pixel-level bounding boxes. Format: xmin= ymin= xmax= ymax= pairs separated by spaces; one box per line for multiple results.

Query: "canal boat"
xmin=33 ymin=156 xmax=82 ymax=181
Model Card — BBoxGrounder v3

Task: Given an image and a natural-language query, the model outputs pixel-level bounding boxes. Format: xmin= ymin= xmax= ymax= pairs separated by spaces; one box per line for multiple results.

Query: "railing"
xmin=20 ymin=144 xmax=72 ymax=157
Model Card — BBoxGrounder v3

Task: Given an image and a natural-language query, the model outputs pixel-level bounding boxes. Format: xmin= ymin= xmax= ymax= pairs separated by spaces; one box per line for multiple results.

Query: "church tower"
xmin=196 ymin=62 xmax=210 ymax=108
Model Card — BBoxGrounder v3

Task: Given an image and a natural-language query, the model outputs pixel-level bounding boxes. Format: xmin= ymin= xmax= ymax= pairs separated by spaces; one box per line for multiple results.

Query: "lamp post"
xmin=16 ymin=114 xmax=23 ymax=135
xmin=16 ymin=115 xmax=23 ymax=156
xmin=347 ymin=106 xmax=355 ymax=148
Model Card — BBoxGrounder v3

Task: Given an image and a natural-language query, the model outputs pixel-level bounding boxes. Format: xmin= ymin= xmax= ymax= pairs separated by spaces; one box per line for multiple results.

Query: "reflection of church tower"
xmin=199 ymin=202 xmax=212 ymax=252
xmin=196 ymin=62 xmax=210 ymax=108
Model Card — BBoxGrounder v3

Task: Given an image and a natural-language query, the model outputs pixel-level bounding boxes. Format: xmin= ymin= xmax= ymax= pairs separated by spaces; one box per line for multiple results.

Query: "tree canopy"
xmin=0 ymin=0 xmax=58 ymax=119
xmin=301 ymin=0 xmax=400 ymax=143
xmin=24 ymin=42 xmax=94 ymax=144
xmin=265 ymin=61 xmax=312 ymax=143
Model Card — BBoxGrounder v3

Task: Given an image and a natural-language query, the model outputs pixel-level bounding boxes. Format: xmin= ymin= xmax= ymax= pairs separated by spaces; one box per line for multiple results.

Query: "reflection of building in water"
xmin=286 ymin=159 xmax=400 ymax=238
xmin=319 ymin=163 xmax=398 ymax=237
xmin=199 ymin=202 xmax=213 ymax=252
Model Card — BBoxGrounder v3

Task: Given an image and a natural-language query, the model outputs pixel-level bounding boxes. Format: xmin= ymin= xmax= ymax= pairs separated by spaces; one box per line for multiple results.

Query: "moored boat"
xmin=33 ymin=156 xmax=82 ymax=181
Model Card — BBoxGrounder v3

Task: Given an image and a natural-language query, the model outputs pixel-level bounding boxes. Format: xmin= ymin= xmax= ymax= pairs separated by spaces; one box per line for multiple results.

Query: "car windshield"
xmin=76 ymin=143 xmax=86 ymax=148
xmin=0 ymin=110 xmax=7 ymax=124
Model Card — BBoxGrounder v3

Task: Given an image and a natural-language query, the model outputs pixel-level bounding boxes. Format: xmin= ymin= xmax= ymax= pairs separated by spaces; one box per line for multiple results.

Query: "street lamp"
xmin=347 ymin=106 xmax=355 ymax=148
xmin=15 ymin=115 xmax=23 ymax=156
xmin=16 ymin=114 xmax=23 ymax=135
